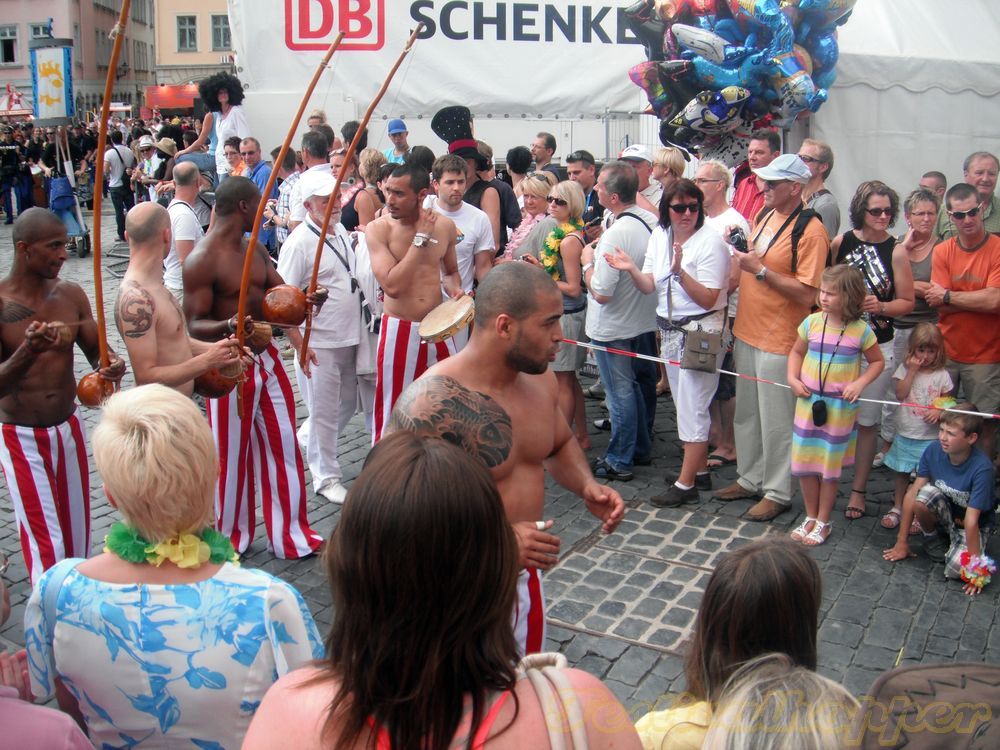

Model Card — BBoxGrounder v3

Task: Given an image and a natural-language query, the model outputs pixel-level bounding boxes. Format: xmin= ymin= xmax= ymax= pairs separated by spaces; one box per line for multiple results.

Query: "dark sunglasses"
xmin=797 ymin=154 xmax=822 ymax=164
xmin=948 ymin=204 xmax=982 ymax=220
xmin=668 ymin=203 xmax=700 ymax=214
xmin=865 ymin=207 xmax=894 ymax=218
xmin=566 ymin=151 xmax=595 ymax=165
xmin=762 ymin=179 xmax=789 ymax=190
xmin=547 ymin=196 xmax=568 ymax=207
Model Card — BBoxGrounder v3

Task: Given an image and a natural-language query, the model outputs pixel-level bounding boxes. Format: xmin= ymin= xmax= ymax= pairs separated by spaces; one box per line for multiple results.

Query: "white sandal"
xmin=803 ymin=520 xmax=832 ymax=546
xmin=790 ymin=517 xmax=817 ymax=542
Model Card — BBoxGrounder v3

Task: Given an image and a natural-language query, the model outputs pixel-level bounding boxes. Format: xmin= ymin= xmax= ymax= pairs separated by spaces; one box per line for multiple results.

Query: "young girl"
xmin=788 ymin=266 xmax=885 ymax=545
xmin=880 ymin=323 xmax=953 ymax=531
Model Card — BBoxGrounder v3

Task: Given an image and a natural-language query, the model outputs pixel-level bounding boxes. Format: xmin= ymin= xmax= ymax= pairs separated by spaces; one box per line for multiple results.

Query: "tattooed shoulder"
xmin=388 ymin=375 xmax=513 ymax=468
xmin=0 ymin=298 xmax=35 ymax=324
xmin=115 ymin=281 xmax=155 ymax=338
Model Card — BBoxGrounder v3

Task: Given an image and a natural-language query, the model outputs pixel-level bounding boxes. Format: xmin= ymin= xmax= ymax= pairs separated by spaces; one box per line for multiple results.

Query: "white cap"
xmin=137 ymin=135 xmax=155 ymax=149
xmin=752 ymin=154 xmax=812 ymax=184
xmin=620 ymin=144 xmax=653 ymax=164
xmin=299 ymin=168 xmax=336 ymax=200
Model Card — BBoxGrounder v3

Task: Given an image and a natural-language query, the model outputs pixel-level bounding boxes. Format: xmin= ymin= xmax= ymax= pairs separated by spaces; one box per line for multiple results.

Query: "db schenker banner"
xmin=228 ymin=0 xmax=647 ymax=116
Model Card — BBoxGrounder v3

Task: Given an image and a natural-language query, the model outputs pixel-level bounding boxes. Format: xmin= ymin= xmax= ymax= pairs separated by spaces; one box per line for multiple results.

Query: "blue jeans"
xmin=593 ymin=331 xmax=658 ymax=470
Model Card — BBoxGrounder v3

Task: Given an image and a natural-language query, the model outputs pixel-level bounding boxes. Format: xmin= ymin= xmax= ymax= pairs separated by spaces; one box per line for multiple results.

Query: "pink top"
xmin=0 ymin=686 xmax=93 ymax=749
xmin=504 ymin=212 xmax=546 ymax=258
xmin=371 ymin=691 xmax=511 ymax=750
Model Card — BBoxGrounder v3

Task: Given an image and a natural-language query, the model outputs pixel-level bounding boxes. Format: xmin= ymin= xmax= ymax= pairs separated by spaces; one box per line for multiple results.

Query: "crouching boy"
xmin=883 ymin=406 xmax=997 ymax=596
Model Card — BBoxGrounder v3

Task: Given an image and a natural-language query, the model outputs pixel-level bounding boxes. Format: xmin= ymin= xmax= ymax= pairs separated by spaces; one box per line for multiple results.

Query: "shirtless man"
xmin=365 ymin=161 xmax=463 ymax=442
xmin=388 ymin=262 xmax=626 ymax=654
xmin=183 ymin=176 xmax=323 ymax=559
xmin=114 ymin=202 xmax=242 ymax=395
xmin=0 ymin=208 xmax=125 ymax=583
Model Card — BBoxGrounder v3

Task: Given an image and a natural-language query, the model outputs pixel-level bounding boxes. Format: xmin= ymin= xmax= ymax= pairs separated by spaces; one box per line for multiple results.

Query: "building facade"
xmin=154 ymin=0 xmax=234 ymax=86
xmin=0 ymin=0 xmax=155 ymax=117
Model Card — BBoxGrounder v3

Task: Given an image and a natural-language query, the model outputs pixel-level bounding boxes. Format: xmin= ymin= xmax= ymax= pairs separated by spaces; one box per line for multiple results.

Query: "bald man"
xmin=0 ymin=208 xmax=126 ymax=583
xmin=388 ymin=262 xmax=625 ymax=654
xmin=115 ymin=202 xmax=242 ymax=395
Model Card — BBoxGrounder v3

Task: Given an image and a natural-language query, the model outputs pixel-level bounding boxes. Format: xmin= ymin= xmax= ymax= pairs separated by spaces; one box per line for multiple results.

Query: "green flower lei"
xmin=540 ymin=220 xmax=584 ymax=281
xmin=104 ymin=521 xmax=239 ymax=567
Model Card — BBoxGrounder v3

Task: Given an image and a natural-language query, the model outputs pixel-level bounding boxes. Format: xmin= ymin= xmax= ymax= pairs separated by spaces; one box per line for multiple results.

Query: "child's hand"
xmin=788 ymin=377 xmax=811 ymax=398
xmin=922 ymin=407 xmax=943 ymax=424
xmin=905 ymin=353 xmax=923 ymax=371
xmin=964 ymin=581 xmax=984 ymax=597
xmin=842 ymin=379 xmax=865 ymax=403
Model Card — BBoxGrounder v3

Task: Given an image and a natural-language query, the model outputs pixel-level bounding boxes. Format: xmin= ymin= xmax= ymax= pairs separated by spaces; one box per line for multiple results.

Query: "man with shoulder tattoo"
xmin=387 ymin=262 xmax=626 ymax=654
xmin=115 ymin=202 xmax=243 ymax=396
xmin=0 ymin=208 xmax=126 ymax=583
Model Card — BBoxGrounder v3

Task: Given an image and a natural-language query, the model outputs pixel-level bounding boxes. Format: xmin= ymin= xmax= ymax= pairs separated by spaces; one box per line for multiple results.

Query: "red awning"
xmin=145 ymin=84 xmax=200 ymax=110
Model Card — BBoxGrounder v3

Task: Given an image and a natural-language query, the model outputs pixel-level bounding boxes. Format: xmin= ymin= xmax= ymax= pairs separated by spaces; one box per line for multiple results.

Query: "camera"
xmin=812 ymin=399 xmax=828 ymax=427
xmin=728 ymin=226 xmax=748 ymax=253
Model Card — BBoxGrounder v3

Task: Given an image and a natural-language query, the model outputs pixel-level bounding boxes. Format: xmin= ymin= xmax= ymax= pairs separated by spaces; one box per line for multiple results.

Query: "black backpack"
xmin=753 ymin=205 xmax=829 ymax=272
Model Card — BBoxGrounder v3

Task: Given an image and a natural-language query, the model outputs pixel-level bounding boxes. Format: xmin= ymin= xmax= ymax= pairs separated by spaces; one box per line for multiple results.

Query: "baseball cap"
xmin=752 ymin=154 xmax=811 ymax=184
xmin=299 ymin=168 xmax=337 ymax=200
xmin=387 ymin=118 xmax=407 ymax=135
xmin=620 ymin=144 xmax=653 ymax=164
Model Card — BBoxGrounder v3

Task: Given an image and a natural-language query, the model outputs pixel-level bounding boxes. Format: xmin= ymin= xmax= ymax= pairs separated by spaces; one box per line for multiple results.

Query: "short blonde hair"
xmin=653 ymin=147 xmax=685 ymax=178
xmin=700 ymin=159 xmax=732 ymax=190
xmin=551 ymin=179 xmax=586 ymax=222
xmin=93 ymin=384 xmax=217 ymax=542
xmin=308 ymin=109 xmax=327 ymax=124
xmin=517 ymin=171 xmax=557 ymax=199
xmin=358 ymin=147 xmax=387 ymax=184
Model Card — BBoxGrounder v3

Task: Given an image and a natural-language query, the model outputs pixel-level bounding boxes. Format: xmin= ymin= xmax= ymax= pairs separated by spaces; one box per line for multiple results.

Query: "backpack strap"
xmin=616 ymin=210 xmax=654 ymax=233
xmin=790 ymin=208 xmax=822 ymax=273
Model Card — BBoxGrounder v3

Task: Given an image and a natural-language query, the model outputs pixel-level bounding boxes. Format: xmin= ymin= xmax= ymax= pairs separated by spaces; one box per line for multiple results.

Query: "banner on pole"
xmin=30 ymin=42 xmax=75 ymax=125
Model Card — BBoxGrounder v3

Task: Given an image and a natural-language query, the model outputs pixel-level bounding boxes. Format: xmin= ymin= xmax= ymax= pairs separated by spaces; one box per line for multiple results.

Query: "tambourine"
xmin=418 ymin=296 xmax=474 ymax=343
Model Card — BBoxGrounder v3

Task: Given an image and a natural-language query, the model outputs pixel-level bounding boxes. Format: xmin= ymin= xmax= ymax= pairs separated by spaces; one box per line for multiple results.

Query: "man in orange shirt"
xmin=714 ymin=155 xmax=829 ymax=521
xmin=926 ymin=182 xmax=1000 ymax=459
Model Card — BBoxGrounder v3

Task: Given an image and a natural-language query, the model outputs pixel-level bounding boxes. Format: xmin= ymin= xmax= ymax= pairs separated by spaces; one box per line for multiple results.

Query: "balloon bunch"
xmin=626 ymin=0 xmax=855 ymax=165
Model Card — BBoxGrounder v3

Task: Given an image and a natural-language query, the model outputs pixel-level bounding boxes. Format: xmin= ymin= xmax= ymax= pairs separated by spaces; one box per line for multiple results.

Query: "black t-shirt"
xmin=0 ymin=141 xmax=20 ymax=176
xmin=836 ymin=232 xmax=898 ymax=344
xmin=582 ymin=188 xmax=604 ymax=226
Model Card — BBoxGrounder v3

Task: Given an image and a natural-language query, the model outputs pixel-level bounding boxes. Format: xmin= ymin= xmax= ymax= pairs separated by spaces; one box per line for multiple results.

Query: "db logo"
xmin=284 ymin=0 xmax=385 ymax=51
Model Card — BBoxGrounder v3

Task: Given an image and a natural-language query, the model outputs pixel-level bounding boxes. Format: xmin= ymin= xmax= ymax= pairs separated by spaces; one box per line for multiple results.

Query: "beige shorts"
xmin=553 ymin=309 xmax=587 ymax=373
xmin=946 ymin=359 xmax=1000 ymax=415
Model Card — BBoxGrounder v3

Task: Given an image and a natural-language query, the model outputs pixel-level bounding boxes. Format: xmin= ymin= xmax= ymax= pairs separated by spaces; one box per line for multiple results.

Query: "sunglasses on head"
xmin=668 ymin=203 xmax=700 ymax=214
xmin=547 ymin=195 xmax=568 ymax=207
xmin=948 ymin=204 xmax=982 ymax=220
xmin=865 ymin=207 xmax=893 ymax=218
xmin=566 ymin=151 xmax=595 ymax=165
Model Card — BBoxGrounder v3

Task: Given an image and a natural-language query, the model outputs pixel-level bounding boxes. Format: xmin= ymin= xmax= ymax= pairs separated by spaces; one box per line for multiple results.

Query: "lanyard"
xmin=817 ymin=315 xmax=845 ymax=398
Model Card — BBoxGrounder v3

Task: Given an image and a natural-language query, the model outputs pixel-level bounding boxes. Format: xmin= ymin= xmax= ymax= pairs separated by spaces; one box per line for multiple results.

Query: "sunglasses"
xmin=762 ymin=179 xmax=789 ymax=190
xmin=797 ymin=154 xmax=822 ymax=164
xmin=566 ymin=151 xmax=595 ymax=165
xmin=527 ymin=172 xmax=550 ymax=182
xmin=865 ymin=207 xmax=894 ymax=218
xmin=547 ymin=196 xmax=568 ymax=207
xmin=947 ymin=204 xmax=982 ymax=220
xmin=668 ymin=203 xmax=700 ymax=214
xmin=693 ymin=178 xmax=722 ymax=185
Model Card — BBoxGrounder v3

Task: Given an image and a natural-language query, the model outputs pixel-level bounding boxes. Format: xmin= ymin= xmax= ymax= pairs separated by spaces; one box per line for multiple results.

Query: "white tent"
xmin=803 ymin=0 xmax=1000 ymax=217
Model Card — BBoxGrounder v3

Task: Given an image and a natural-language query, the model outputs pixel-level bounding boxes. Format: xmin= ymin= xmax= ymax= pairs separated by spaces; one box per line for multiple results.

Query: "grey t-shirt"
xmin=585 ymin=206 xmax=658 ymax=341
xmin=807 ymin=189 xmax=840 ymax=239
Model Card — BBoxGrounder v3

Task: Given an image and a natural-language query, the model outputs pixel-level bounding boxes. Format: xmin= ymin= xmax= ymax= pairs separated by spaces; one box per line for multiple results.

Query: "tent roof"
xmin=836 ymin=0 xmax=1000 ymax=95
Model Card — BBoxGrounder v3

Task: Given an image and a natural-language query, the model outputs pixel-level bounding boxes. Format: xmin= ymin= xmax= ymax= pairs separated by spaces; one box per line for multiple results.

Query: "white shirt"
xmin=165 ymin=199 xmax=205 ymax=291
xmin=586 ymin=207 xmax=659 ymax=341
xmin=288 ymin=163 xmax=332 ymax=224
xmin=642 ymin=224 xmax=730 ymax=321
xmin=277 ymin=217 xmax=361 ymax=349
xmin=103 ymin=144 xmax=135 ymax=188
xmin=641 ymin=181 xmax=663 ymax=209
xmin=213 ymin=105 xmax=251 ymax=176
xmin=429 ymin=198 xmax=494 ymax=293
xmin=705 ymin=206 xmax=750 ymax=318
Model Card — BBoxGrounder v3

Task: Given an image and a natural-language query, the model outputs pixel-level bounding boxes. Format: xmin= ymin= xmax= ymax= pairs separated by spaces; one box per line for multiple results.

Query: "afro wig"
xmin=198 ymin=72 xmax=245 ymax=112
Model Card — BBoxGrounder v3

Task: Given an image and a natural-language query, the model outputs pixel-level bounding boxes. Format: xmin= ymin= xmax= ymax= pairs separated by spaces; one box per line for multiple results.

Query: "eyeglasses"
xmin=909 ymin=210 xmax=937 ymax=219
xmin=797 ymin=154 xmax=822 ymax=164
xmin=865 ymin=207 xmax=894 ymax=218
xmin=566 ymin=151 xmax=595 ymax=165
xmin=224 ymin=150 xmax=239 ymax=158
xmin=668 ymin=203 xmax=700 ymax=214
xmin=762 ymin=180 xmax=789 ymax=191
xmin=547 ymin=196 xmax=568 ymax=207
xmin=947 ymin=204 xmax=982 ymax=220
xmin=693 ymin=178 xmax=722 ymax=185
xmin=239 ymin=151 xmax=258 ymax=158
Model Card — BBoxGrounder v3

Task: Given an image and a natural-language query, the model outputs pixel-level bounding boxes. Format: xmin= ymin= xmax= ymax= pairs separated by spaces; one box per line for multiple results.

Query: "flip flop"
xmin=880 ymin=507 xmax=901 ymax=529
xmin=707 ymin=453 xmax=736 ymax=469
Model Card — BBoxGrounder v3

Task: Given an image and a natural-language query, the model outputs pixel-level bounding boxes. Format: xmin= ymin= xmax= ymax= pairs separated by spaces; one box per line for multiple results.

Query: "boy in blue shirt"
xmin=883 ymin=406 xmax=996 ymax=596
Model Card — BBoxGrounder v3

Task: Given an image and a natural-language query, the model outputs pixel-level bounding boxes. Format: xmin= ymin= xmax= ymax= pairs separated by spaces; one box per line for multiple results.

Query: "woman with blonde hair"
xmin=353 ymin=147 xmax=386 ymax=229
xmin=505 ymin=171 xmax=557 ymax=259
xmin=24 ymin=384 xmax=322 ymax=749
xmin=652 ymin=146 xmax=685 ymax=192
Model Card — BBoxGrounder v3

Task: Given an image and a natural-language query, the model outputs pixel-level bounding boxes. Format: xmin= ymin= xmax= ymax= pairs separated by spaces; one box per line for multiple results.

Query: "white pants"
xmin=294 ymin=346 xmax=359 ymax=491
xmin=662 ymin=324 xmax=722 ymax=443
xmin=857 ymin=339 xmax=895 ymax=428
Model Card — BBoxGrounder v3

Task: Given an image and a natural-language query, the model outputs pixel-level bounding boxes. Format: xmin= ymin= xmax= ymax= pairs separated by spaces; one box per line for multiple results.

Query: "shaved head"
xmin=214 ymin=175 xmax=260 ymax=217
xmin=474 ymin=261 xmax=559 ymax=327
xmin=173 ymin=160 xmax=199 ymax=187
xmin=125 ymin=202 xmax=170 ymax=245
xmin=12 ymin=207 xmax=64 ymax=246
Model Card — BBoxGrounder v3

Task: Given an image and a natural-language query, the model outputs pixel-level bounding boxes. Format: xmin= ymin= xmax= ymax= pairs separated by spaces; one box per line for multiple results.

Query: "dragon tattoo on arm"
xmin=115 ymin=281 xmax=155 ymax=339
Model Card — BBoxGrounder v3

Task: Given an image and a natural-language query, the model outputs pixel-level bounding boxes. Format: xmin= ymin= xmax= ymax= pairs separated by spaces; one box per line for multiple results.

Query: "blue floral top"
xmin=24 ymin=559 xmax=324 ymax=750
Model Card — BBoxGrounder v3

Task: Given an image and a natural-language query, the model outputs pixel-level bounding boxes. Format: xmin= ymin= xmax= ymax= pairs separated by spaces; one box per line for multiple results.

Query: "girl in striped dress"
xmin=787 ymin=266 xmax=884 ymax=545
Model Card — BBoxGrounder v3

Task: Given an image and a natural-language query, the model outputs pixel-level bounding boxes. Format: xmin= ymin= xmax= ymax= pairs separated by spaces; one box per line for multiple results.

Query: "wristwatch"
xmin=581 ymin=262 xmax=594 ymax=275
xmin=943 ymin=290 xmax=952 ymax=305
xmin=755 ymin=266 xmax=768 ymax=282
xmin=413 ymin=234 xmax=429 ymax=248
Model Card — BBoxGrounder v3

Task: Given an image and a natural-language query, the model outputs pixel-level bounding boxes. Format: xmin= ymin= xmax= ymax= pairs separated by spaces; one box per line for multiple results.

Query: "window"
xmin=74 ymin=23 xmax=82 ymax=67
xmin=29 ymin=23 xmax=50 ymax=40
xmin=211 ymin=15 xmax=231 ymax=51
xmin=177 ymin=16 xmax=197 ymax=52
xmin=0 ymin=25 xmax=18 ymax=65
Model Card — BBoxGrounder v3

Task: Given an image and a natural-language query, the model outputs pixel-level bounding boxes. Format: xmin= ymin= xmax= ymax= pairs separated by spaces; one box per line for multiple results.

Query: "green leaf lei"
xmin=104 ymin=521 xmax=239 ymax=567
xmin=540 ymin=220 xmax=584 ymax=281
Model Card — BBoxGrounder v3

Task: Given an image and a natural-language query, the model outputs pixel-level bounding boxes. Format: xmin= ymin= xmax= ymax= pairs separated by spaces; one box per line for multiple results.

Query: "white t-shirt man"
xmin=103 ymin=143 xmax=135 ymax=188
xmin=705 ymin=206 xmax=750 ymax=317
xmin=429 ymin=198 xmax=494 ymax=293
xmin=586 ymin=207 xmax=658 ymax=342
xmin=288 ymin=163 xmax=332 ymax=225
xmin=642 ymin=224 xmax=730 ymax=321
xmin=164 ymin=199 xmax=205 ymax=293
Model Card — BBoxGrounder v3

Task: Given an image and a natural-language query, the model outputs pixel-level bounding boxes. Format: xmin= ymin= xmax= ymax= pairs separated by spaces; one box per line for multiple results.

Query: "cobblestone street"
xmin=1 ymin=202 xmax=997 ymax=718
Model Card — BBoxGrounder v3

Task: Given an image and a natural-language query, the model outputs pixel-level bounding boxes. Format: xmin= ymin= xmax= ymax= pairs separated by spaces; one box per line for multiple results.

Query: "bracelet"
xmin=226 ymin=317 xmax=236 ymax=335
xmin=879 ymin=301 xmax=886 ymax=315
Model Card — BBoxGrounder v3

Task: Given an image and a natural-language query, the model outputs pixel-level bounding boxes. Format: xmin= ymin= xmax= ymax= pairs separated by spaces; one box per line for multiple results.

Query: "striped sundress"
xmin=791 ymin=313 xmax=876 ymax=480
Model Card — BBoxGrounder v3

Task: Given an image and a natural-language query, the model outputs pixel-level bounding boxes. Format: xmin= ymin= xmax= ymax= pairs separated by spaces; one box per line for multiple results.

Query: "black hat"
xmin=431 ymin=106 xmax=487 ymax=170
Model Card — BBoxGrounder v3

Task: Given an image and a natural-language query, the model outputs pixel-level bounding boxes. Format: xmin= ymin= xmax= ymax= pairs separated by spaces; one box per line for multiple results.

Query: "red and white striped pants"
xmin=513 ymin=567 xmax=546 ymax=656
xmin=372 ymin=314 xmax=455 ymax=444
xmin=0 ymin=409 xmax=90 ymax=585
xmin=206 ymin=343 xmax=323 ymax=558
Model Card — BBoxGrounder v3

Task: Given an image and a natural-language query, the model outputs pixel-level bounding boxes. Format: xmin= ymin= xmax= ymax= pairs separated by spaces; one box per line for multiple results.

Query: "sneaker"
xmin=584 ymin=383 xmax=605 ymax=400
xmin=922 ymin=533 xmax=948 ymax=563
xmin=650 ymin=483 xmax=700 ymax=508
xmin=665 ymin=472 xmax=711 ymax=491
xmin=872 ymin=451 xmax=885 ymax=468
xmin=281 ymin=345 xmax=295 ymax=360
xmin=593 ymin=418 xmax=612 ymax=431
xmin=318 ymin=480 xmax=348 ymax=504
xmin=592 ymin=459 xmax=633 ymax=482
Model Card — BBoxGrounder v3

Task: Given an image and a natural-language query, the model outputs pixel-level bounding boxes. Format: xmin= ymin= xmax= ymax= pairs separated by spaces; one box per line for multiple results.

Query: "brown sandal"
xmin=844 ymin=488 xmax=866 ymax=520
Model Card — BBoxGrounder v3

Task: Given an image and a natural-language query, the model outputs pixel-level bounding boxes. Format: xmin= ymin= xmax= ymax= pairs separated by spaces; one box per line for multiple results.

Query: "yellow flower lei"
xmin=540 ymin=220 xmax=584 ymax=281
xmin=104 ymin=522 xmax=239 ymax=568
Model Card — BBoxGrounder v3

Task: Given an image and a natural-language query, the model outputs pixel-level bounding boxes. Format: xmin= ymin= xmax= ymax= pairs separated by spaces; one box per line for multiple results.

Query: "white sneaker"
xmin=872 ymin=451 xmax=885 ymax=468
xmin=318 ymin=480 xmax=348 ymax=504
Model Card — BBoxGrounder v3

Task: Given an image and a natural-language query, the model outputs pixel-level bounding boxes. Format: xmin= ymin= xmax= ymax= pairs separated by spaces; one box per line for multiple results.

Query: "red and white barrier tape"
xmin=563 ymin=338 xmax=1000 ymax=421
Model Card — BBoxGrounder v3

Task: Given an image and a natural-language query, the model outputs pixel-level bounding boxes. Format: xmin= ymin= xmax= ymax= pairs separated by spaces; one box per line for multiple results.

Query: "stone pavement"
xmin=1 ymin=201 xmax=997 ymax=720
